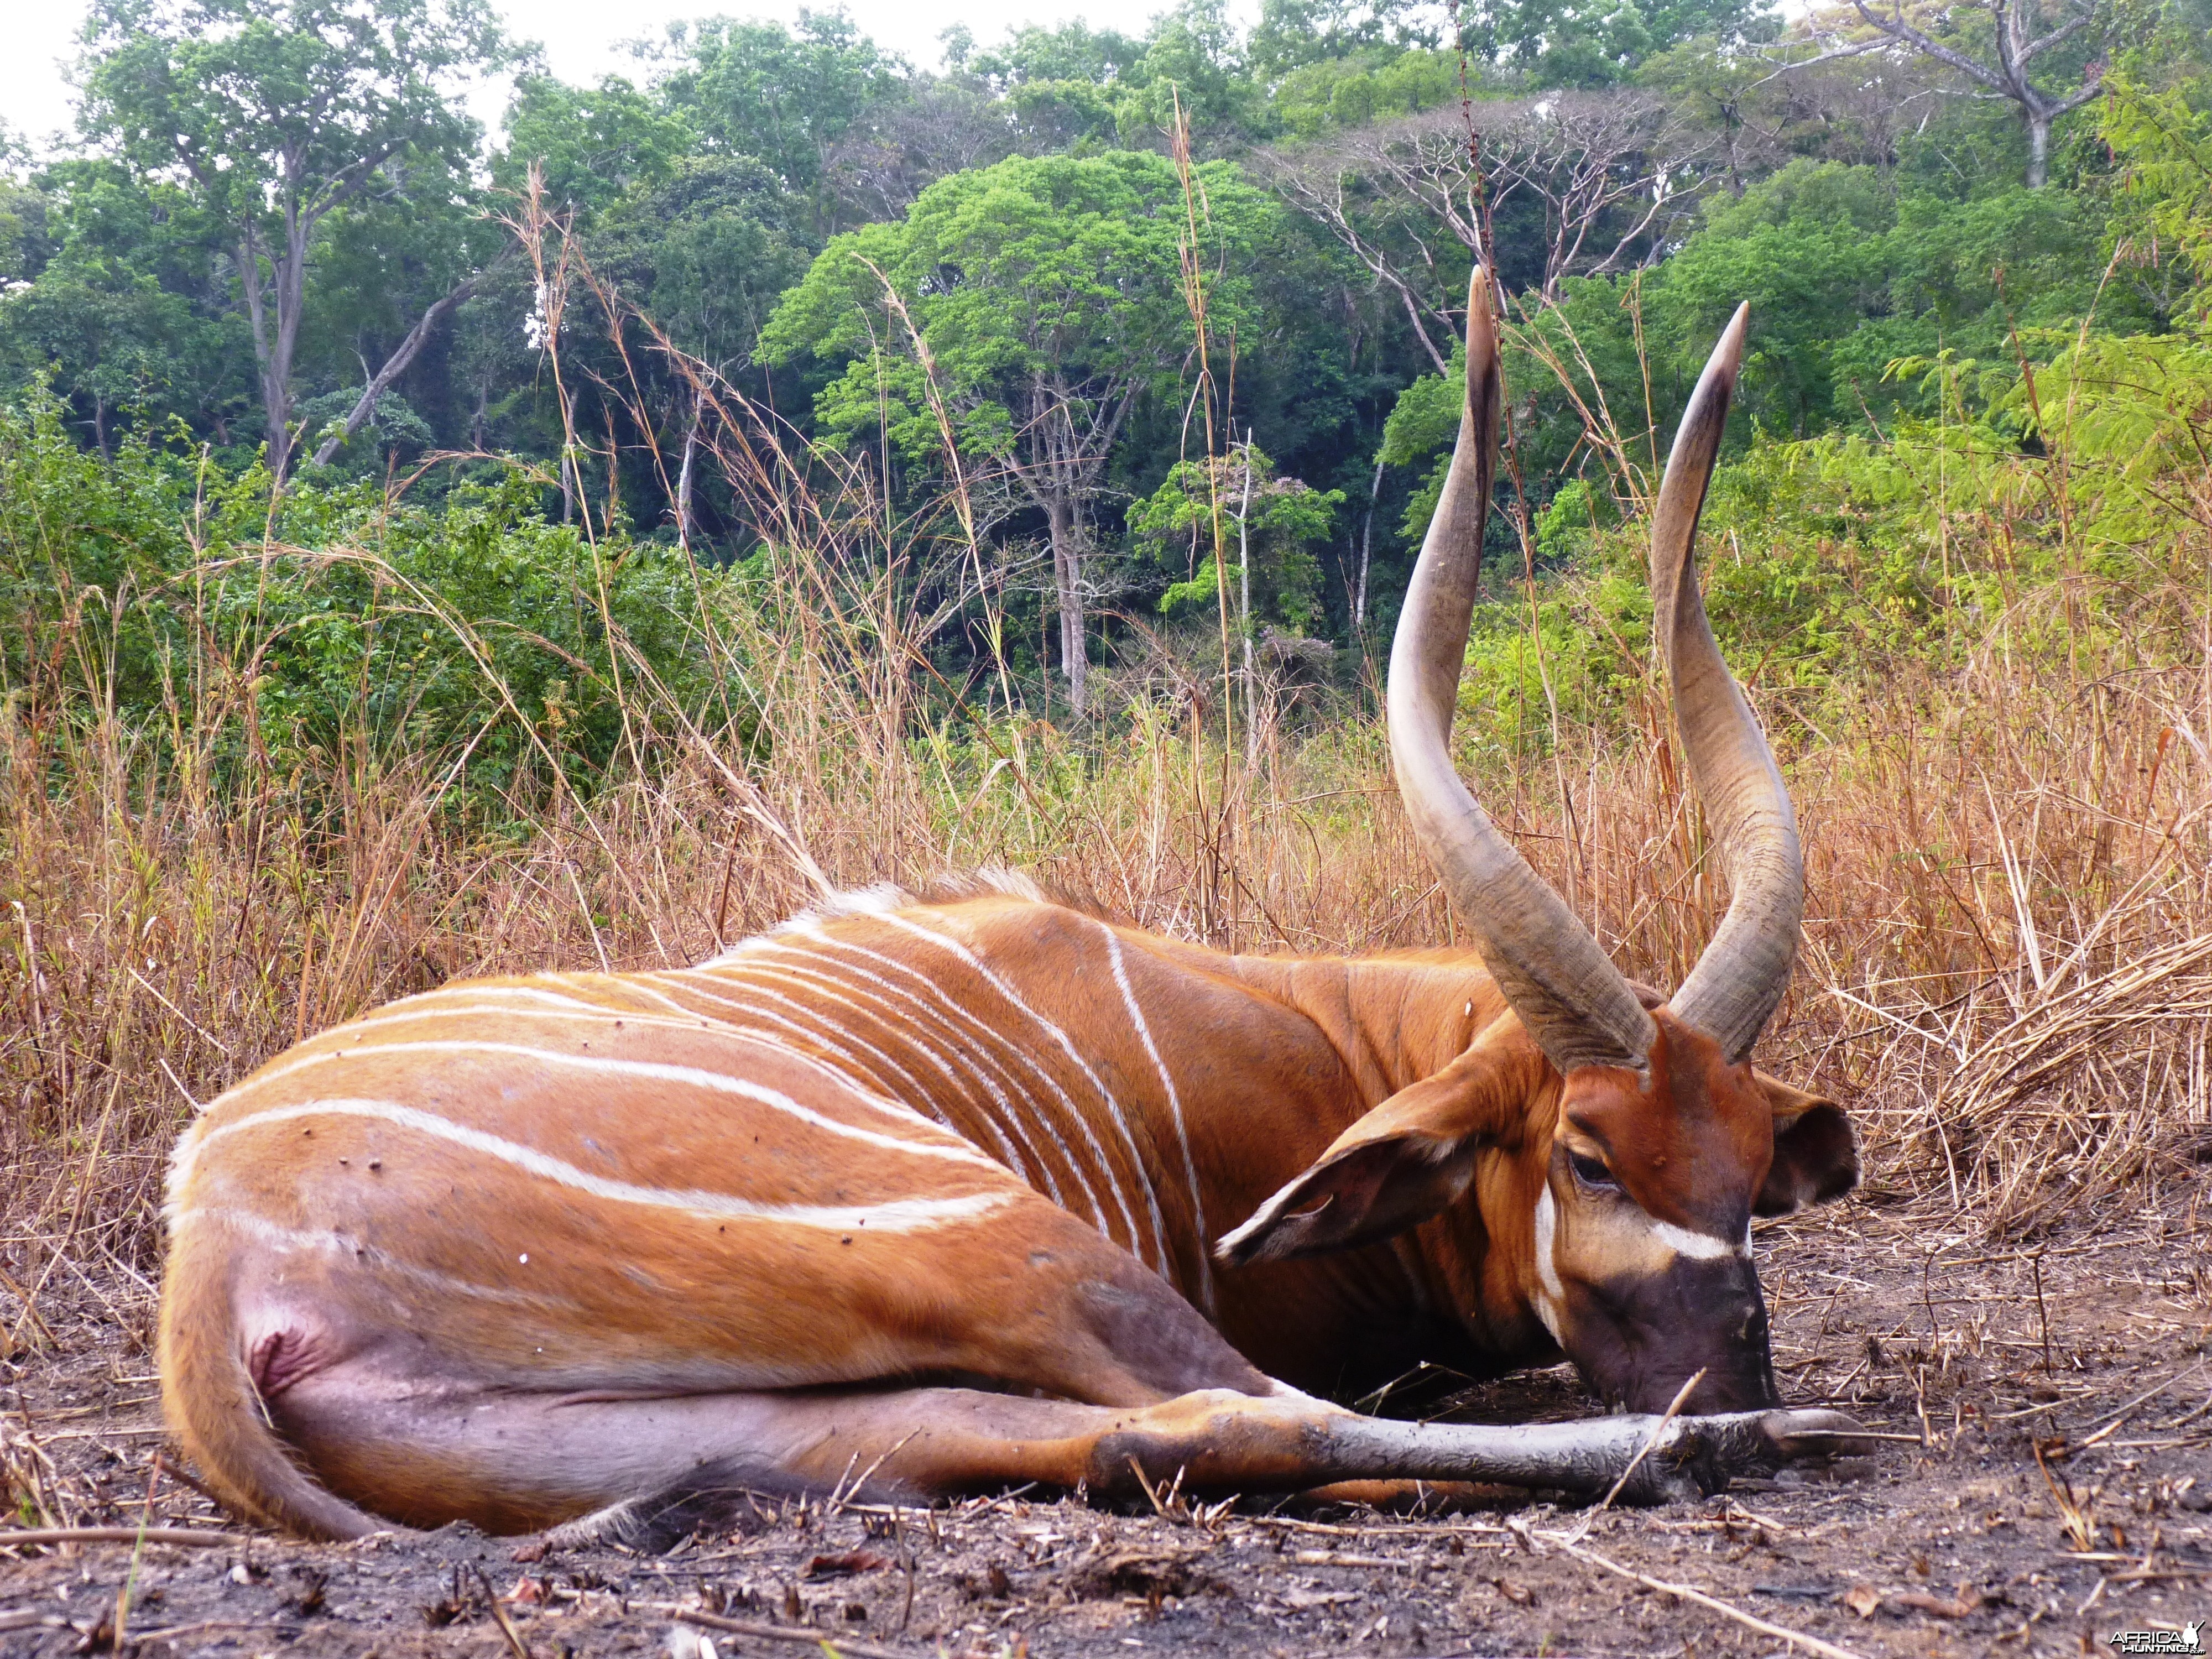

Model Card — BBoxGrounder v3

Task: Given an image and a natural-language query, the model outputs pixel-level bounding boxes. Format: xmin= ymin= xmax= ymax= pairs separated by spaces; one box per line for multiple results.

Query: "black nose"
xmin=1679 ymin=1290 xmax=1778 ymax=1410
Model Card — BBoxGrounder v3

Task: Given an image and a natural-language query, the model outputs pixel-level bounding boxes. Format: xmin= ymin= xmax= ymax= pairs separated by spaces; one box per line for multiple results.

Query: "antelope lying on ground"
xmin=161 ymin=278 xmax=1866 ymax=1541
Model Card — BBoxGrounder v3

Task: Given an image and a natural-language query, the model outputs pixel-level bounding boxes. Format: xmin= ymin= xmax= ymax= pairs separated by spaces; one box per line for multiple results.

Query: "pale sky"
xmin=3 ymin=0 xmax=1227 ymax=160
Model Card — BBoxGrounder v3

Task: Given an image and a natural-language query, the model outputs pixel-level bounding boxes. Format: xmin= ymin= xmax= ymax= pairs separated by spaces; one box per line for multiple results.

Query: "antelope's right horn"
xmin=1386 ymin=269 xmax=1655 ymax=1076
xmin=1652 ymin=307 xmax=1804 ymax=1063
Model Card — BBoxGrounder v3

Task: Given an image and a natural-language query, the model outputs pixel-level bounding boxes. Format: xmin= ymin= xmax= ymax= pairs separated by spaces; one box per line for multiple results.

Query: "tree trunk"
xmin=2026 ymin=111 xmax=2051 ymax=189
xmin=560 ymin=385 xmax=579 ymax=526
xmin=1237 ymin=445 xmax=1257 ymax=768
xmin=675 ymin=397 xmax=701 ymax=553
xmin=239 ymin=205 xmax=311 ymax=482
xmin=238 ymin=230 xmax=289 ymax=478
xmin=1046 ymin=493 xmax=1087 ymax=718
xmin=1355 ymin=452 xmax=1384 ymax=632
xmin=269 ymin=200 xmax=311 ymax=482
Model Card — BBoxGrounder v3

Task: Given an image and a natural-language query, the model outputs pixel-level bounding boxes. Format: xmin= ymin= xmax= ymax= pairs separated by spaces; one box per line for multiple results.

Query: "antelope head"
xmin=1220 ymin=273 xmax=1858 ymax=1415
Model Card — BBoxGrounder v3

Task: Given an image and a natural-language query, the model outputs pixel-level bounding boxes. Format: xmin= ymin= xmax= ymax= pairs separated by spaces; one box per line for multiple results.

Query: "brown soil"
xmin=4 ymin=1199 xmax=2210 ymax=1659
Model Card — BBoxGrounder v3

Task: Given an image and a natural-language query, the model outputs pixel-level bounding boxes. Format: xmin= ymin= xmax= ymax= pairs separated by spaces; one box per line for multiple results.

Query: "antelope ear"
xmin=1215 ymin=1027 xmax=1538 ymax=1267
xmin=1754 ymin=1073 xmax=1858 ymax=1216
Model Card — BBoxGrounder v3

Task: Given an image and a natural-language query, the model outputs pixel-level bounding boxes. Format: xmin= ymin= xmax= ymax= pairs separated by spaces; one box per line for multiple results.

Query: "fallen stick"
xmin=2080 ymin=1358 xmax=2212 ymax=1448
xmin=1247 ymin=1515 xmax=1508 ymax=1539
xmin=116 ymin=1620 xmax=267 ymax=1645
xmin=1543 ymin=1535 xmax=1869 ymax=1659
xmin=668 ymin=1605 xmax=925 ymax=1659
xmin=0 ymin=1610 xmax=72 ymax=1634
xmin=0 ymin=1527 xmax=237 ymax=1550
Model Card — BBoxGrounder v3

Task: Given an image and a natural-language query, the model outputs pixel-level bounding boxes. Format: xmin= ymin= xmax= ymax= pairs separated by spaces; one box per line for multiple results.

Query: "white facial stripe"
xmin=1648 ymin=1219 xmax=1751 ymax=1261
xmin=243 ymin=1041 xmax=1000 ymax=1171
xmin=179 ymin=1098 xmax=1016 ymax=1234
xmin=1530 ymin=1186 xmax=1566 ymax=1342
xmin=1100 ymin=924 xmax=1213 ymax=1314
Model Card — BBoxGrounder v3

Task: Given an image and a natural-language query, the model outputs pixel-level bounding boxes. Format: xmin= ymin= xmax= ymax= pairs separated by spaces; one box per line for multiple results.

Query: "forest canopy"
xmin=3 ymin=0 xmax=2209 ymax=752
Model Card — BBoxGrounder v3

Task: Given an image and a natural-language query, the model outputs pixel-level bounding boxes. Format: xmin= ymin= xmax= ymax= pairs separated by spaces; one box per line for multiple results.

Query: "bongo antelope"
xmin=159 ymin=275 xmax=1864 ymax=1541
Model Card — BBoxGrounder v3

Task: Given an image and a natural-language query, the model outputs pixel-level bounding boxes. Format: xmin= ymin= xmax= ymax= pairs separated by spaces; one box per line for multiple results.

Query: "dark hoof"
xmin=1635 ymin=1408 xmax=1876 ymax=1500
xmin=1759 ymin=1408 xmax=1874 ymax=1461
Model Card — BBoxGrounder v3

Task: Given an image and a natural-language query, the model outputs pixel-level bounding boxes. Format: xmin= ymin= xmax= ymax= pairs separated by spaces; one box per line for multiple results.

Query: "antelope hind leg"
xmin=543 ymin=1387 xmax=1870 ymax=1546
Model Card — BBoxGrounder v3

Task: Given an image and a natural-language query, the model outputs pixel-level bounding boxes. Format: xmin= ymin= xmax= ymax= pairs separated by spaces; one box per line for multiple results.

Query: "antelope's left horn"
xmin=1652 ymin=305 xmax=1804 ymax=1063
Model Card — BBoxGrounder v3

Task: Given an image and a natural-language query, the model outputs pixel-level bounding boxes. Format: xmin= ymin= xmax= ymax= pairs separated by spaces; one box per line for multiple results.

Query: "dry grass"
xmin=4 ymin=552 xmax=2209 ymax=1306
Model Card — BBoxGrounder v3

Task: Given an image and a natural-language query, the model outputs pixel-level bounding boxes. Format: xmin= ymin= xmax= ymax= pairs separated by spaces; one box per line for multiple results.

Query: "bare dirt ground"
xmin=4 ymin=1194 xmax=2210 ymax=1659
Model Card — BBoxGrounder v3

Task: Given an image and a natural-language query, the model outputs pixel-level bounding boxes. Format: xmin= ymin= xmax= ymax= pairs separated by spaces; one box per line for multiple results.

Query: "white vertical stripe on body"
xmin=1099 ymin=925 xmax=1214 ymax=1314
xmin=653 ymin=970 xmax=1044 ymax=1193
xmin=875 ymin=911 xmax=1170 ymax=1274
xmin=338 ymin=1003 xmax=944 ymax=1143
xmin=757 ymin=927 xmax=1131 ymax=1242
xmin=710 ymin=947 xmax=1084 ymax=1212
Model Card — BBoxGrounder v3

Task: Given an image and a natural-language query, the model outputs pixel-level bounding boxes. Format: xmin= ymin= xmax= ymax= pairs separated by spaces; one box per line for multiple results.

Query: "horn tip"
xmin=1718 ymin=303 xmax=1750 ymax=374
xmin=1465 ymin=268 xmax=1497 ymax=353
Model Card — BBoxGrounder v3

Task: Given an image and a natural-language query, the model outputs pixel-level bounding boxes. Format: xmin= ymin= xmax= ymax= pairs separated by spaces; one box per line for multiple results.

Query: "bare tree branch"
xmin=311 ymin=252 xmax=514 ymax=468
xmin=1258 ymin=91 xmax=1712 ymax=327
xmin=1822 ymin=0 xmax=2110 ymax=184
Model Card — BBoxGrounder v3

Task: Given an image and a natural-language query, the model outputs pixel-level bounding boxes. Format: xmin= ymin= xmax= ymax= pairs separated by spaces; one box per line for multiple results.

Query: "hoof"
xmin=1759 ymin=1407 xmax=1874 ymax=1461
xmin=1639 ymin=1407 xmax=1876 ymax=1499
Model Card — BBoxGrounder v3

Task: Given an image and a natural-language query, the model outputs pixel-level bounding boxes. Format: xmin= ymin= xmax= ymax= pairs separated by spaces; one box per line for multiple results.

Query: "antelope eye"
xmin=1568 ymin=1151 xmax=1618 ymax=1191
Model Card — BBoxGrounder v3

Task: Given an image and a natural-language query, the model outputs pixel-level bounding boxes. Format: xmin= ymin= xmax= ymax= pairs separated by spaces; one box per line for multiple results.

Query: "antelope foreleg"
xmin=1277 ymin=1405 xmax=1866 ymax=1504
xmin=271 ymin=1374 xmax=1866 ymax=1542
xmin=554 ymin=1388 xmax=1869 ymax=1545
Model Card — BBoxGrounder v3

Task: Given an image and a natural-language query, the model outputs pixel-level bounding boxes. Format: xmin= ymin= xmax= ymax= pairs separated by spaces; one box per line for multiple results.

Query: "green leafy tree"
xmin=1110 ymin=0 xmax=1272 ymax=149
xmin=2101 ymin=72 xmax=2212 ymax=323
xmin=657 ymin=12 xmax=903 ymax=233
xmin=761 ymin=149 xmax=1271 ymax=715
xmin=0 ymin=159 xmax=251 ymax=448
xmin=592 ymin=156 xmax=808 ymax=544
xmin=1818 ymin=0 xmax=2114 ymax=187
xmin=498 ymin=74 xmax=695 ymax=223
xmin=79 ymin=0 xmax=507 ymax=478
xmin=968 ymin=2 xmax=1271 ymax=152
xmin=968 ymin=22 xmax=1149 ymax=152
xmin=1134 ymin=442 xmax=1341 ymax=624
xmin=1249 ymin=0 xmax=1444 ymax=80
xmin=1133 ymin=441 xmax=1341 ymax=755
xmin=301 ymin=142 xmax=513 ymax=469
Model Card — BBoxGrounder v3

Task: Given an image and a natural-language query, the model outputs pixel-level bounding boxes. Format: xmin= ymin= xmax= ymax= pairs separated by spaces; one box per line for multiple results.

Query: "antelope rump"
xmin=159 ymin=274 xmax=1867 ymax=1542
